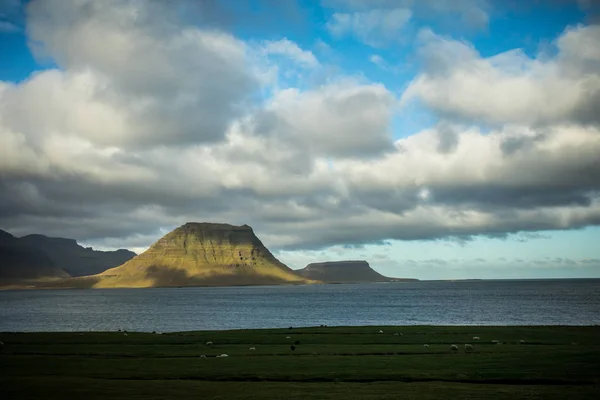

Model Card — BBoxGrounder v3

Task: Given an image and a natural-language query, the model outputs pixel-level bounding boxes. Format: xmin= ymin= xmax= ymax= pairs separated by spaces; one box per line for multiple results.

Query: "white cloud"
xmin=23 ymin=0 xmax=259 ymax=147
xmin=262 ymin=38 xmax=319 ymax=68
xmin=326 ymin=8 xmax=411 ymax=47
xmin=401 ymin=26 xmax=600 ymax=126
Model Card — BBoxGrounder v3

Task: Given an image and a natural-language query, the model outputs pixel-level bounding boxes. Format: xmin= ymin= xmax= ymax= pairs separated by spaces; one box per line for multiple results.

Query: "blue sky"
xmin=1 ymin=0 xmax=599 ymax=279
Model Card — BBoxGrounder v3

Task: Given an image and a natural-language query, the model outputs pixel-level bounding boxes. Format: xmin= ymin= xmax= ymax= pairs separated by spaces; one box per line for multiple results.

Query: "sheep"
xmin=286 ymin=336 xmax=291 ymax=339
xmin=0 ymin=341 xmax=4 ymax=346
xmin=206 ymin=341 xmax=213 ymax=346
xmin=473 ymin=336 xmax=480 ymax=340
xmin=519 ymin=340 xmax=526 ymax=344
xmin=394 ymin=332 xmax=403 ymax=336
xmin=217 ymin=354 xmax=228 ymax=358
xmin=200 ymin=354 xmax=206 ymax=358
xmin=464 ymin=344 xmax=473 ymax=351
xmin=423 ymin=344 xmax=429 ymax=348
xmin=491 ymin=340 xmax=499 ymax=344
xmin=378 ymin=330 xmax=384 ymax=334
xmin=290 ymin=345 xmax=296 ymax=351
xmin=450 ymin=344 xmax=459 ymax=351
xmin=249 ymin=347 xmax=256 ymax=351
xmin=123 ymin=333 xmax=128 ymax=337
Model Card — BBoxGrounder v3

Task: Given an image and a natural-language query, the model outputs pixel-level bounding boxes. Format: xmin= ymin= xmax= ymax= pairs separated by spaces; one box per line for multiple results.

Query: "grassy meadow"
xmin=1 ymin=325 xmax=599 ymax=399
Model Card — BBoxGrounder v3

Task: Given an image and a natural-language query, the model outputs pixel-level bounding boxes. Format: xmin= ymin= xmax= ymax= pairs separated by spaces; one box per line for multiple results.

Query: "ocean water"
xmin=1 ymin=279 xmax=599 ymax=332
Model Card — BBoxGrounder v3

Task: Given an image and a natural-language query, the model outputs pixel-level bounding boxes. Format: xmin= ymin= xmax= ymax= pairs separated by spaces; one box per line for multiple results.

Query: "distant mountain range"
xmin=1 ymin=223 xmax=417 ymax=289
xmin=295 ymin=260 xmax=417 ymax=283
xmin=0 ymin=228 xmax=135 ymax=286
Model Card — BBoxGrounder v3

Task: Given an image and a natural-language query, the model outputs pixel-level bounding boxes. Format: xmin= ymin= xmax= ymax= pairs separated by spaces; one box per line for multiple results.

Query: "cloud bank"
xmin=0 ymin=0 xmax=599 ymax=262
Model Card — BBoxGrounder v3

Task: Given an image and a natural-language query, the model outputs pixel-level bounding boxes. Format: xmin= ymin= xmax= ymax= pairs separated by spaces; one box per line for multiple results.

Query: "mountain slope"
xmin=0 ymin=230 xmax=70 ymax=284
xmin=296 ymin=260 xmax=417 ymax=283
xmin=89 ymin=222 xmax=311 ymax=288
xmin=18 ymin=234 xmax=136 ymax=276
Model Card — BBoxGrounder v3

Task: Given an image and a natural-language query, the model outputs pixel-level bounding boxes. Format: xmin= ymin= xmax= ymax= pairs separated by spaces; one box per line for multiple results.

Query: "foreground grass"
xmin=1 ymin=326 xmax=599 ymax=399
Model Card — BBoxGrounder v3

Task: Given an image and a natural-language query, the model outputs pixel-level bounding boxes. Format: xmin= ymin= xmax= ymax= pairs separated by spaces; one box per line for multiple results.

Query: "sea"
xmin=1 ymin=279 xmax=599 ymax=332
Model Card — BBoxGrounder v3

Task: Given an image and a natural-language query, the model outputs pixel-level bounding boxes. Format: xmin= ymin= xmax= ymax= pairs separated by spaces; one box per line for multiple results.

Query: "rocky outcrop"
xmin=88 ymin=222 xmax=311 ymax=288
xmin=296 ymin=260 xmax=417 ymax=283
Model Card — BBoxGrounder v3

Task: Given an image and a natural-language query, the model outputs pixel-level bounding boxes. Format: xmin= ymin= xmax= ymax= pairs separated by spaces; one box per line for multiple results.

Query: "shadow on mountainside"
xmin=144 ymin=265 xmax=302 ymax=287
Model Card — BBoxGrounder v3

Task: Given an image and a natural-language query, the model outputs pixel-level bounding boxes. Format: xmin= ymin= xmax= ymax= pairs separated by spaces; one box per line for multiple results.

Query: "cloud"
xmin=262 ymin=38 xmax=319 ymax=68
xmin=323 ymin=0 xmax=489 ymax=30
xmin=0 ymin=20 xmax=17 ymax=32
xmin=1 ymin=0 xmax=599 ymax=258
xmin=23 ymin=0 xmax=259 ymax=148
xmin=326 ymin=8 xmax=411 ymax=47
xmin=401 ymin=26 xmax=600 ymax=127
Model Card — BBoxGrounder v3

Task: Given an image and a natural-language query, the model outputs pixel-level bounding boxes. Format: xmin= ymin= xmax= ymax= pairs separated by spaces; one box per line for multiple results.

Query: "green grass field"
xmin=1 ymin=326 xmax=599 ymax=399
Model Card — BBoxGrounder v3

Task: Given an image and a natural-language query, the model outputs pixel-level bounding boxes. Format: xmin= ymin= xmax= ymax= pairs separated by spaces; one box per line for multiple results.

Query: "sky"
xmin=1 ymin=0 xmax=599 ymax=280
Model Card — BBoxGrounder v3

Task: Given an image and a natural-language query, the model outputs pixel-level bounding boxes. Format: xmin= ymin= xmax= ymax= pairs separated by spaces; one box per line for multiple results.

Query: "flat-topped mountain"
xmin=87 ymin=222 xmax=311 ymax=288
xmin=296 ymin=260 xmax=418 ymax=283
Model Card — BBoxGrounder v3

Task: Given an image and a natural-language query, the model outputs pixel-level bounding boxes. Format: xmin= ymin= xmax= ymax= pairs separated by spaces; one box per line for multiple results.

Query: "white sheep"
xmin=123 ymin=333 xmax=128 ymax=337
xmin=465 ymin=344 xmax=473 ymax=351
xmin=491 ymin=340 xmax=499 ymax=344
xmin=473 ymin=336 xmax=480 ymax=340
xmin=200 ymin=354 xmax=206 ymax=358
xmin=206 ymin=341 xmax=213 ymax=346
xmin=450 ymin=344 xmax=458 ymax=351
xmin=519 ymin=340 xmax=526 ymax=344
xmin=394 ymin=332 xmax=403 ymax=336
xmin=217 ymin=354 xmax=228 ymax=358
xmin=423 ymin=344 xmax=429 ymax=348
xmin=249 ymin=347 xmax=256 ymax=351
xmin=286 ymin=336 xmax=291 ymax=339
xmin=378 ymin=330 xmax=384 ymax=334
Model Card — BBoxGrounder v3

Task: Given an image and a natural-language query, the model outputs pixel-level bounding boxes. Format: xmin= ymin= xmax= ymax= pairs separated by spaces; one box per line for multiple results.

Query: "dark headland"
xmin=295 ymin=260 xmax=418 ymax=283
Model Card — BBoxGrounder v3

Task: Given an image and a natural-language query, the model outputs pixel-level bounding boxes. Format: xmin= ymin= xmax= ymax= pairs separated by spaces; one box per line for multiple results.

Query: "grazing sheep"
xmin=423 ymin=344 xmax=429 ymax=348
xmin=290 ymin=345 xmax=296 ymax=351
xmin=206 ymin=341 xmax=213 ymax=346
xmin=378 ymin=330 xmax=384 ymax=334
xmin=286 ymin=336 xmax=291 ymax=339
xmin=123 ymin=333 xmax=128 ymax=337
xmin=217 ymin=354 xmax=228 ymax=358
xmin=249 ymin=347 xmax=256 ymax=351
xmin=450 ymin=344 xmax=459 ymax=351
xmin=473 ymin=336 xmax=480 ymax=340
xmin=200 ymin=354 xmax=206 ymax=358
xmin=519 ymin=340 xmax=526 ymax=344
xmin=491 ymin=340 xmax=499 ymax=344
xmin=465 ymin=344 xmax=473 ymax=351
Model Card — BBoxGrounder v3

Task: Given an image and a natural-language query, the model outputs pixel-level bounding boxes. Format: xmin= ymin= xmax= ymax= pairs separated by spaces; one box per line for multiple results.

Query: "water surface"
xmin=1 ymin=279 xmax=598 ymax=332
